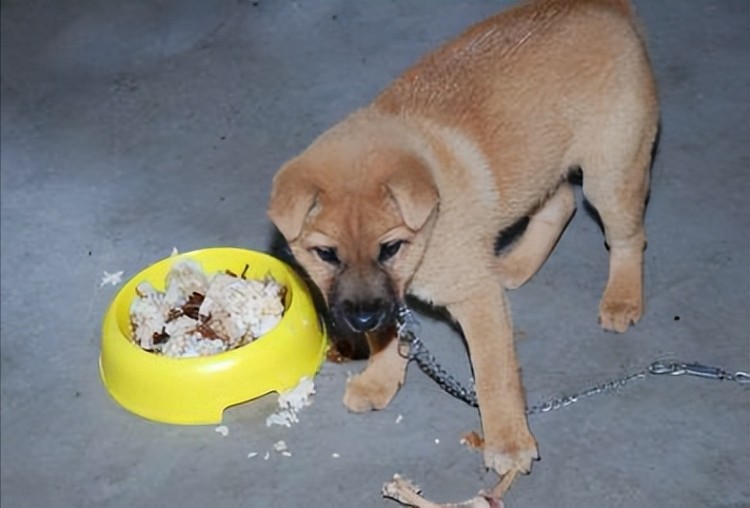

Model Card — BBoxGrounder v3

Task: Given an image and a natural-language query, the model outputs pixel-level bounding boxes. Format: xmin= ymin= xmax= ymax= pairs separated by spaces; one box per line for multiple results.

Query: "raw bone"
xmin=382 ymin=473 xmax=514 ymax=508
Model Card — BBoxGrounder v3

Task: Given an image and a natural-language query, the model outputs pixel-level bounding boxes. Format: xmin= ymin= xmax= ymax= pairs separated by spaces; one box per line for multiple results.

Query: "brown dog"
xmin=268 ymin=0 xmax=658 ymax=490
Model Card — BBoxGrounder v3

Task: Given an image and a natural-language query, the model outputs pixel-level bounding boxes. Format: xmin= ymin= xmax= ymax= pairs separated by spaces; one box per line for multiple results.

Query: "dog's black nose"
xmin=343 ymin=301 xmax=386 ymax=332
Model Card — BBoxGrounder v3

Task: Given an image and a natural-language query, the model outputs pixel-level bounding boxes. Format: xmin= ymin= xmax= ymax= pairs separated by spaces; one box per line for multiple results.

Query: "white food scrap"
xmin=130 ymin=281 xmax=170 ymax=350
xmin=247 ymin=452 xmax=258 ymax=459
xmin=100 ymin=270 xmax=124 ymax=287
xmin=278 ymin=377 xmax=315 ymax=411
xmin=129 ymin=259 xmax=285 ymax=358
xmin=215 ymin=425 xmax=229 ymax=437
xmin=164 ymin=259 xmax=208 ymax=307
xmin=199 ymin=272 xmax=283 ymax=344
xmin=265 ymin=377 xmax=316 ymax=428
xmin=265 ymin=412 xmax=296 ymax=428
xmin=273 ymin=440 xmax=288 ymax=452
xmin=395 ymin=414 xmax=403 ymax=424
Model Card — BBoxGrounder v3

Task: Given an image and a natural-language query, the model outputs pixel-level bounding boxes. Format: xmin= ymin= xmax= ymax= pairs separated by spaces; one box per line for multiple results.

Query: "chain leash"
xmin=396 ymin=306 xmax=750 ymax=415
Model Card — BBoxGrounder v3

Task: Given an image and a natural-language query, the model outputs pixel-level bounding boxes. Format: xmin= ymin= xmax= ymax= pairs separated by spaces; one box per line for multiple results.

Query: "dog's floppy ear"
xmin=386 ymin=161 xmax=438 ymax=231
xmin=267 ymin=160 xmax=318 ymax=241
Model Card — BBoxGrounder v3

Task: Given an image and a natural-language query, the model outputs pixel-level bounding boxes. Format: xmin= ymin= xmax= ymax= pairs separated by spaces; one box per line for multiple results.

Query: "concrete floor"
xmin=1 ymin=1 xmax=748 ymax=507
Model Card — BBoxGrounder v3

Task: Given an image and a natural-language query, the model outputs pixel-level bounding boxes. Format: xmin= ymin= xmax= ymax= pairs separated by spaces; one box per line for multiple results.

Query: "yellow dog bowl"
xmin=99 ymin=247 xmax=327 ymax=425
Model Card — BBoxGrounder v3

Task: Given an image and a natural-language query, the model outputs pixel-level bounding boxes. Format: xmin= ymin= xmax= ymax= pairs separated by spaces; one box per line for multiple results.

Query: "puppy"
xmin=268 ymin=0 xmax=658 ymax=488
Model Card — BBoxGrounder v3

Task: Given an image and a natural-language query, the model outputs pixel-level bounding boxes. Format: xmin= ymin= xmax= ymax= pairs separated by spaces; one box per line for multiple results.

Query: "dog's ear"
xmin=267 ymin=160 xmax=318 ymax=241
xmin=386 ymin=161 xmax=438 ymax=231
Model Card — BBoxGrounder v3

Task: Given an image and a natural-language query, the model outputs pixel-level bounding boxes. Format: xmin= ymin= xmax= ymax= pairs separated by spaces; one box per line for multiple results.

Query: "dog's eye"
xmin=312 ymin=246 xmax=341 ymax=266
xmin=378 ymin=240 xmax=404 ymax=263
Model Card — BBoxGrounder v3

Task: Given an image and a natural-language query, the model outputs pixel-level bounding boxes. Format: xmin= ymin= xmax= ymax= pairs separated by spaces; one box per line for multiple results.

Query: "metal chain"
xmin=399 ymin=330 xmax=480 ymax=408
xmin=396 ymin=306 xmax=749 ymax=416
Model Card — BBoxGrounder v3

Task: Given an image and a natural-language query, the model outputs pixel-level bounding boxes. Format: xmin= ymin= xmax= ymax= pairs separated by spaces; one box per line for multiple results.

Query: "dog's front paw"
xmin=483 ymin=432 xmax=539 ymax=478
xmin=599 ymin=290 xmax=643 ymax=333
xmin=343 ymin=372 xmax=401 ymax=412
xmin=484 ymin=447 xmax=539 ymax=477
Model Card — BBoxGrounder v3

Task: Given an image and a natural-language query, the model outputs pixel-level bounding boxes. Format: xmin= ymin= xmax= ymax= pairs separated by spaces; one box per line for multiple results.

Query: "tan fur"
xmin=268 ymin=0 xmax=658 ymax=492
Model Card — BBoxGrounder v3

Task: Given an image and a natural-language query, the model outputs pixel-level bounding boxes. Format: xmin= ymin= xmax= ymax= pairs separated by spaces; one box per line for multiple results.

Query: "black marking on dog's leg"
xmin=493 ymin=216 xmax=530 ymax=255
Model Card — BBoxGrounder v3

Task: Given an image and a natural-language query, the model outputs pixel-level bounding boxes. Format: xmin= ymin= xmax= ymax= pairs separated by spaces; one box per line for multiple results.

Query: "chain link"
xmin=396 ymin=306 xmax=749 ymax=416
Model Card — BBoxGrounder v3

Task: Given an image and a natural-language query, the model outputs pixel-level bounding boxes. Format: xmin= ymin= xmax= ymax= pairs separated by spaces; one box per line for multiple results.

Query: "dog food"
xmin=129 ymin=259 xmax=285 ymax=358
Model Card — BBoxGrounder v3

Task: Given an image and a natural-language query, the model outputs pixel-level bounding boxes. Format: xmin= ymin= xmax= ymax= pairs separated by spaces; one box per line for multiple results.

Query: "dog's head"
xmin=268 ymin=120 xmax=438 ymax=339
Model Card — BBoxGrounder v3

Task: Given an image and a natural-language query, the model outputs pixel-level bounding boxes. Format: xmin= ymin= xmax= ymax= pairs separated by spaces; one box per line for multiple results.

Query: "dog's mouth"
xmin=327 ymin=298 xmax=399 ymax=361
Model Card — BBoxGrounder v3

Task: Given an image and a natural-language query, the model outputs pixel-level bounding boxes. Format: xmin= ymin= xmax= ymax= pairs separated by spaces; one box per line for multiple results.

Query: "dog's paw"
xmin=483 ymin=433 xmax=539 ymax=478
xmin=599 ymin=292 xmax=642 ymax=333
xmin=343 ymin=373 xmax=400 ymax=412
xmin=484 ymin=446 xmax=539 ymax=478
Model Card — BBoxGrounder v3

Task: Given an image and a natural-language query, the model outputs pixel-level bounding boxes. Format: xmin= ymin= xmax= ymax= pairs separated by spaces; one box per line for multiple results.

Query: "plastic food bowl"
xmin=99 ymin=247 xmax=327 ymax=425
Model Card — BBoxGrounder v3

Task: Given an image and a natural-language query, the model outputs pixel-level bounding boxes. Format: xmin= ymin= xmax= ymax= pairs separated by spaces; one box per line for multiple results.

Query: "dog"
xmin=268 ymin=0 xmax=658 ymax=492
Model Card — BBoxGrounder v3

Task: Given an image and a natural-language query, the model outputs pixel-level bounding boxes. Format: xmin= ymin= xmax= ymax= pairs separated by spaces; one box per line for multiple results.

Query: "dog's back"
xmin=373 ymin=0 xmax=657 ymax=224
xmin=376 ymin=0 xmax=645 ymax=118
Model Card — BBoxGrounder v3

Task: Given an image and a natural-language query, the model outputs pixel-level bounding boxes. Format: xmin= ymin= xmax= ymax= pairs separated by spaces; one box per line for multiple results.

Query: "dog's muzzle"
xmin=328 ymin=264 xmax=397 ymax=334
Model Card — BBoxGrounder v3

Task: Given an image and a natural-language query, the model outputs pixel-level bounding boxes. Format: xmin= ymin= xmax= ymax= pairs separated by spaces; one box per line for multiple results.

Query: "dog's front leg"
xmin=343 ymin=328 xmax=407 ymax=412
xmin=448 ymin=283 xmax=538 ymax=482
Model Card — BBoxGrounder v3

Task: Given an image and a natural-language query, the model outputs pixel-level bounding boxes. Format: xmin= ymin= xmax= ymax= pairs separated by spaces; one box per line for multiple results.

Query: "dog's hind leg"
xmin=494 ymin=183 xmax=576 ymax=289
xmin=342 ymin=329 xmax=407 ymax=412
xmin=581 ymin=124 xmax=656 ymax=333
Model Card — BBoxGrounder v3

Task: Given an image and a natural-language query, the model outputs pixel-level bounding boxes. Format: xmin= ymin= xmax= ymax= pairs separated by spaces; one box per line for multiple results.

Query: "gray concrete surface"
xmin=1 ymin=1 xmax=748 ymax=507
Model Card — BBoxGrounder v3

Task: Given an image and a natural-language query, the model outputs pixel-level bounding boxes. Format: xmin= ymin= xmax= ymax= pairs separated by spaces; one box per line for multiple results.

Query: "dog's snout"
xmin=329 ymin=267 xmax=397 ymax=335
xmin=343 ymin=300 xmax=386 ymax=332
